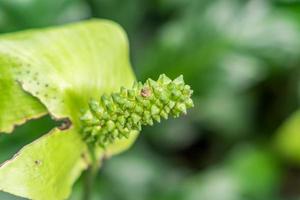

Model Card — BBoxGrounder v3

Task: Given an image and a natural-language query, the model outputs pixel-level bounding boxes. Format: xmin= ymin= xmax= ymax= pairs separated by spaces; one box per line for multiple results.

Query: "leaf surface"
xmin=0 ymin=56 xmax=47 ymax=133
xmin=0 ymin=19 xmax=137 ymax=199
xmin=0 ymin=128 xmax=87 ymax=200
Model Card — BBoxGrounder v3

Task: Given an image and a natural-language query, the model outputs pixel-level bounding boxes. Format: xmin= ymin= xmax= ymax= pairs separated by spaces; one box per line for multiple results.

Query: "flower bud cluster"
xmin=80 ymin=74 xmax=193 ymax=147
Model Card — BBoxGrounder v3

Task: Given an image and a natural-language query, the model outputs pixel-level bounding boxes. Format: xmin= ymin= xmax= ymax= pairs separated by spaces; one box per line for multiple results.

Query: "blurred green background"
xmin=0 ymin=0 xmax=300 ymax=199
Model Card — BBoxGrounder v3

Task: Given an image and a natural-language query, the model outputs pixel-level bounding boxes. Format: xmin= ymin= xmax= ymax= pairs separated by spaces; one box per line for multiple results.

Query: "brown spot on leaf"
xmin=34 ymin=160 xmax=42 ymax=166
xmin=58 ymin=118 xmax=72 ymax=130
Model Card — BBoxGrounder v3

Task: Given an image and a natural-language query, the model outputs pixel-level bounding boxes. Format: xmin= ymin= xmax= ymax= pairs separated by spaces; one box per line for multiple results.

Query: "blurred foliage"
xmin=0 ymin=0 xmax=300 ymax=199
xmin=136 ymin=0 xmax=300 ymax=137
xmin=0 ymin=0 xmax=90 ymax=32
xmin=275 ymin=110 xmax=300 ymax=164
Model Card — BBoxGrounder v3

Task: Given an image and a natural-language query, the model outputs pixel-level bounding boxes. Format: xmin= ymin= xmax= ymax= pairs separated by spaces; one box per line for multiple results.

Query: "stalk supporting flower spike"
xmin=80 ymin=74 xmax=194 ymax=147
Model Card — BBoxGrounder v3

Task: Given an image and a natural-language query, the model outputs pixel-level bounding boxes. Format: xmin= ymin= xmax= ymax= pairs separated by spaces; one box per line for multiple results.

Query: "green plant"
xmin=0 ymin=19 xmax=193 ymax=200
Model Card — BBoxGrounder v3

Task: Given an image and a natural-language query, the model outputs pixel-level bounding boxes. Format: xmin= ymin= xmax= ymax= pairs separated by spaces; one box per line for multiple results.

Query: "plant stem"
xmin=83 ymin=166 xmax=94 ymax=200
xmin=83 ymin=145 xmax=98 ymax=200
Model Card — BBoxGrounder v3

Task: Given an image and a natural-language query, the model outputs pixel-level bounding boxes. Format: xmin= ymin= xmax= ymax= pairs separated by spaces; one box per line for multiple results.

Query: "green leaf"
xmin=0 ymin=43 xmax=47 ymax=133
xmin=0 ymin=19 xmax=135 ymax=125
xmin=0 ymin=65 xmax=46 ymax=133
xmin=0 ymin=19 xmax=137 ymax=199
xmin=274 ymin=110 xmax=300 ymax=164
xmin=0 ymin=128 xmax=88 ymax=200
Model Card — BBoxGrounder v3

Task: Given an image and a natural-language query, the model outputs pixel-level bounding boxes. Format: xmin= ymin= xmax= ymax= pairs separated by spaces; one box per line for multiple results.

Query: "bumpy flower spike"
xmin=80 ymin=74 xmax=194 ymax=148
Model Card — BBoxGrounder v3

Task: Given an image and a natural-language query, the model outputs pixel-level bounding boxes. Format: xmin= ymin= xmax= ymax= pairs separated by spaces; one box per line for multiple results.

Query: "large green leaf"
xmin=0 ymin=19 xmax=137 ymax=199
xmin=0 ymin=128 xmax=87 ymax=200
xmin=0 ymin=19 xmax=135 ymax=124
